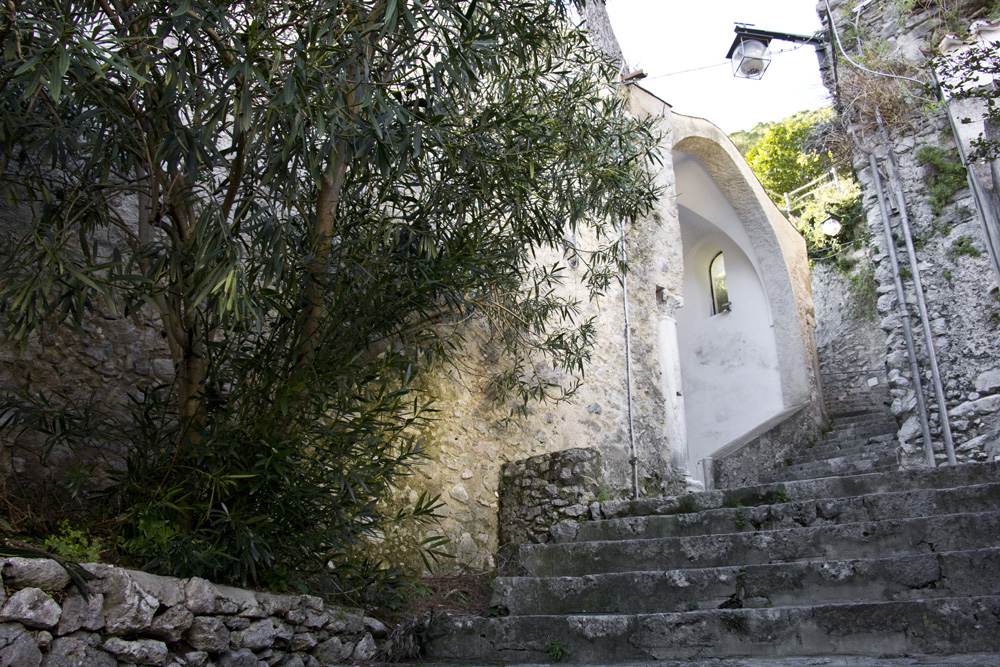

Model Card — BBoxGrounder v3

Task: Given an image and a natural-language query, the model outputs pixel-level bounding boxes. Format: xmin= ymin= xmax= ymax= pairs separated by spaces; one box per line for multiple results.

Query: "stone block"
xmin=233 ymin=618 xmax=282 ymax=650
xmin=42 ymin=634 xmax=115 ymax=667
xmin=148 ymin=605 xmax=193 ymax=643
xmin=103 ymin=569 xmax=157 ymax=634
xmin=218 ymin=648 xmax=263 ymax=667
xmin=1 ymin=558 xmax=71 ymax=592
xmin=125 ymin=570 xmax=185 ymax=608
xmin=975 ymin=368 xmax=1000 ymax=394
xmin=0 ymin=588 xmax=60 ymax=629
xmin=57 ymin=593 xmax=104 ymax=635
xmin=352 ymin=633 xmax=377 ymax=661
xmin=312 ymin=636 xmax=353 ymax=664
xmin=101 ymin=637 xmax=168 ymax=665
xmin=185 ymin=616 xmax=230 ymax=652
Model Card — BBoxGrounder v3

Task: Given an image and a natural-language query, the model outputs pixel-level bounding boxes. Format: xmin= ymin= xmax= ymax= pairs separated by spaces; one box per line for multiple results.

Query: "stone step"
xmin=792 ymin=437 xmax=895 ymax=460
xmin=828 ymin=413 xmax=896 ymax=427
xmin=597 ymin=461 xmax=1000 ymax=522
xmin=570 ymin=483 xmax=1000 ymax=543
xmin=827 ymin=406 xmax=892 ymax=418
xmin=430 ymin=596 xmax=1000 ymax=664
xmin=821 ymin=422 xmax=898 ymax=443
xmin=787 ymin=440 xmax=896 ymax=466
xmin=492 ymin=548 xmax=1000 ymax=616
xmin=518 ymin=511 xmax=1000 ymax=577
xmin=759 ymin=456 xmax=897 ymax=484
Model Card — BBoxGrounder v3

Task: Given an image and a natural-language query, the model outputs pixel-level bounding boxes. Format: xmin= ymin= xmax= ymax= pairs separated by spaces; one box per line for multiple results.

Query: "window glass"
xmin=710 ymin=252 xmax=730 ymax=315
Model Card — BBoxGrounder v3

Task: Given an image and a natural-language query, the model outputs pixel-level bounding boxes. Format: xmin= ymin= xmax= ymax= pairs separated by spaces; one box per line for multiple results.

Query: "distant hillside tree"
xmin=746 ymin=111 xmax=832 ymax=203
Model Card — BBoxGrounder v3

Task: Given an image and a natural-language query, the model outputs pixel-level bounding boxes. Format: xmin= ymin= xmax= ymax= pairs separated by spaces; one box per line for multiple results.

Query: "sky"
xmin=603 ymin=0 xmax=832 ymax=133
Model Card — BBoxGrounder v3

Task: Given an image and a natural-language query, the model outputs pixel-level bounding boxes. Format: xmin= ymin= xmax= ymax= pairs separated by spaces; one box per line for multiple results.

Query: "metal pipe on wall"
xmin=867 ymin=151 xmax=937 ymax=467
xmin=620 ymin=221 xmax=640 ymax=499
xmin=876 ymin=113 xmax=958 ymax=466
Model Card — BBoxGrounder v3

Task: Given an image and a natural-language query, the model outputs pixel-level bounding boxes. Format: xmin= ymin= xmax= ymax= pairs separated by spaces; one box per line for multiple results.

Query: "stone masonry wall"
xmin=377 ymin=95 xmax=688 ymax=574
xmin=811 ymin=259 xmax=894 ymax=416
xmin=824 ymin=0 xmax=1000 ymax=467
xmin=709 ymin=405 xmax=822 ymax=490
xmin=0 ymin=201 xmax=175 ymax=509
xmin=496 ymin=448 xmax=603 ymax=563
xmin=0 ymin=557 xmax=385 ymax=667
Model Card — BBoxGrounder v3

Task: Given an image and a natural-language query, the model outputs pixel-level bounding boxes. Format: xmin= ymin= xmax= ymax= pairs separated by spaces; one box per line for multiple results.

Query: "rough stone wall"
xmin=380 ymin=91 xmax=688 ymax=573
xmin=810 ymin=259 xmax=893 ymax=415
xmin=0 ymin=200 xmax=175 ymax=507
xmin=823 ymin=0 xmax=1000 ymax=466
xmin=495 ymin=447 xmax=603 ymax=568
xmin=709 ymin=405 xmax=821 ymax=490
xmin=0 ymin=557 xmax=384 ymax=666
xmin=0 ymin=315 xmax=173 ymax=503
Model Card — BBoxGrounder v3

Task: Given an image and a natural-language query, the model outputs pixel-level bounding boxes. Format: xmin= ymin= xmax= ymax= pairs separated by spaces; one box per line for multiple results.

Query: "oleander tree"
xmin=0 ymin=0 xmax=659 ymax=594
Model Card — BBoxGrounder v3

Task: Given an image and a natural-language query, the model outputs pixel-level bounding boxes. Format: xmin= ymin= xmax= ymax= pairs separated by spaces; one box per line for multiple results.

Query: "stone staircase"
xmin=760 ymin=409 xmax=899 ymax=484
xmin=428 ymin=409 xmax=1000 ymax=663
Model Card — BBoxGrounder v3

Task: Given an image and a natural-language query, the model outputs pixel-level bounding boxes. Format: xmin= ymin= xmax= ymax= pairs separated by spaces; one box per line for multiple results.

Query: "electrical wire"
xmin=642 ymin=44 xmax=808 ymax=81
xmin=823 ymin=0 xmax=925 ymax=85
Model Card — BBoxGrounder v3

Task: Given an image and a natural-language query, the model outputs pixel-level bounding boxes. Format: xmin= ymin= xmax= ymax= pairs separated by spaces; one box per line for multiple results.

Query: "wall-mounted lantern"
xmin=726 ymin=24 xmax=831 ymax=80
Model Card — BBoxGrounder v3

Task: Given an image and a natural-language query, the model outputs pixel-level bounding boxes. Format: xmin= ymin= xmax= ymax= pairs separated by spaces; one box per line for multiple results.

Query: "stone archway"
xmin=669 ymin=113 xmax=819 ymax=479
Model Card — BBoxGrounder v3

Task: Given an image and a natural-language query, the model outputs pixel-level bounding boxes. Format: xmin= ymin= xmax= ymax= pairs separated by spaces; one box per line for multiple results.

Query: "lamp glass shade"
xmin=821 ymin=214 xmax=843 ymax=236
xmin=732 ymin=38 xmax=771 ymax=79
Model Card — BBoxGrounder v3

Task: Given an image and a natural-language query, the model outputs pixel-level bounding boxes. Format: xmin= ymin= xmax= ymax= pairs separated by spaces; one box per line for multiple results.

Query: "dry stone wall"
xmin=0 ymin=557 xmax=384 ymax=667
xmin=823 ymin=0 xmax=1000 ymax=467
xmin=495 ymin=447 xmax=603 ymax=569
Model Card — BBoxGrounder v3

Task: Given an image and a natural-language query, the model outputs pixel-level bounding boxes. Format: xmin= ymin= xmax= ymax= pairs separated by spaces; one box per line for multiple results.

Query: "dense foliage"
xmin=745 ymin=112 xmax=831 ymax=203
xmin=0 ymin=0 xmax=659 ymax=594
xmin=731 ymin=108 xmax=861 ymax=259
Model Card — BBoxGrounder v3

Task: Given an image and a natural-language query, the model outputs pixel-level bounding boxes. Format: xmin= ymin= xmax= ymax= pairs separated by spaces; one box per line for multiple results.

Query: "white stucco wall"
xmin=673 ymin=153 xmax=785 ymax=467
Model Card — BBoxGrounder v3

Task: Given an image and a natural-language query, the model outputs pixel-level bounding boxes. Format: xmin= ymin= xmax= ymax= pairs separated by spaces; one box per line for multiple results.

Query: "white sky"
xmin=604 ymin=0 xmax=832 ymax=133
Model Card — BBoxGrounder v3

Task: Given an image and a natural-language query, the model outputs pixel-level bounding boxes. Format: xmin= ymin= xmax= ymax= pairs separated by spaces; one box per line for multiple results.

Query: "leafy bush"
xmin=44 ymin=520 xmax=104 ymax=563
xmin=0 ymin=0 xmax=659 ymax=594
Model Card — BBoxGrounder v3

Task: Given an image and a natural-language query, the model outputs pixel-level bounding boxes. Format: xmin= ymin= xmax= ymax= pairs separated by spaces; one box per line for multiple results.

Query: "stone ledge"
xmin=0 ymin=558 xmax=384 ymax=666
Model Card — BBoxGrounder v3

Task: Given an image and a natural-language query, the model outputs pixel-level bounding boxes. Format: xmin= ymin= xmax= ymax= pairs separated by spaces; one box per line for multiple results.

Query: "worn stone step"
xmin=825 ymin=417 xmax=895 ymax=431
xmin=492 ymin=548 xmax=1000 ymax=616
xmin=430 ymin=596 xmax=1000 ymax=664
xmin=822 ymin=422 xmax=898 ymax=443
xmin=759 ymin=456 xmax=897 ymax=484
xmin=570 ymin=483 xmax=1000 ymax=543
xmin=792 ymin=435 xmax=896 ymax=461
xmin=832 ymin=409 xmax=893 ymax=420
xmin=787 ymin=442 xmax=896 ymax=466
xmin=760 ymin=462 xmax=899 ymax=484
xmin=518 ymin=511 xmax=1000 ymax=577
xmin=597 ymin=461 xmax=1000 ymax=522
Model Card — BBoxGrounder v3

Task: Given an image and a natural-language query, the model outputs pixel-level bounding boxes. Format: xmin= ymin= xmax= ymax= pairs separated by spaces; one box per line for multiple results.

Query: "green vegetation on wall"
xmin=916 ymin=146 xmax=967 ymax=215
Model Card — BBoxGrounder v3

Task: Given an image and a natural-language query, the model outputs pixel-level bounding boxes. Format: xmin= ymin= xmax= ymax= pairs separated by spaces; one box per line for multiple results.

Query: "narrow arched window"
xmin=710 ymin=252 xmax=730 ymax=315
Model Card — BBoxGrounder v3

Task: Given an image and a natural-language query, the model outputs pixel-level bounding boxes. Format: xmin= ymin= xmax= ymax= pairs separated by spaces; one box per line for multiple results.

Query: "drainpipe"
xmin=866 ymin=149 xmax=936 ymax=467
xmin=932 ymin=71 xmax=1000 ymax=285
xmin=620 ymin=220 xmax=640 ymax=499
xmin=876 ymin=112 xmax=958 ymax=466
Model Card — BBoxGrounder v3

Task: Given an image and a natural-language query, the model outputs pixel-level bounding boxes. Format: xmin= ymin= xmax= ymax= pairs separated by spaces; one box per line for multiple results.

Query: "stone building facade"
xmin=381 ymin=85 xmax=825 ymax=571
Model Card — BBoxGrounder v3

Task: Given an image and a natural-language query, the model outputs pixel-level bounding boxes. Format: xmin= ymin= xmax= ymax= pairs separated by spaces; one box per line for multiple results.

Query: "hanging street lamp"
xmin=725 ymin=24 xmax=831 ymax=80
